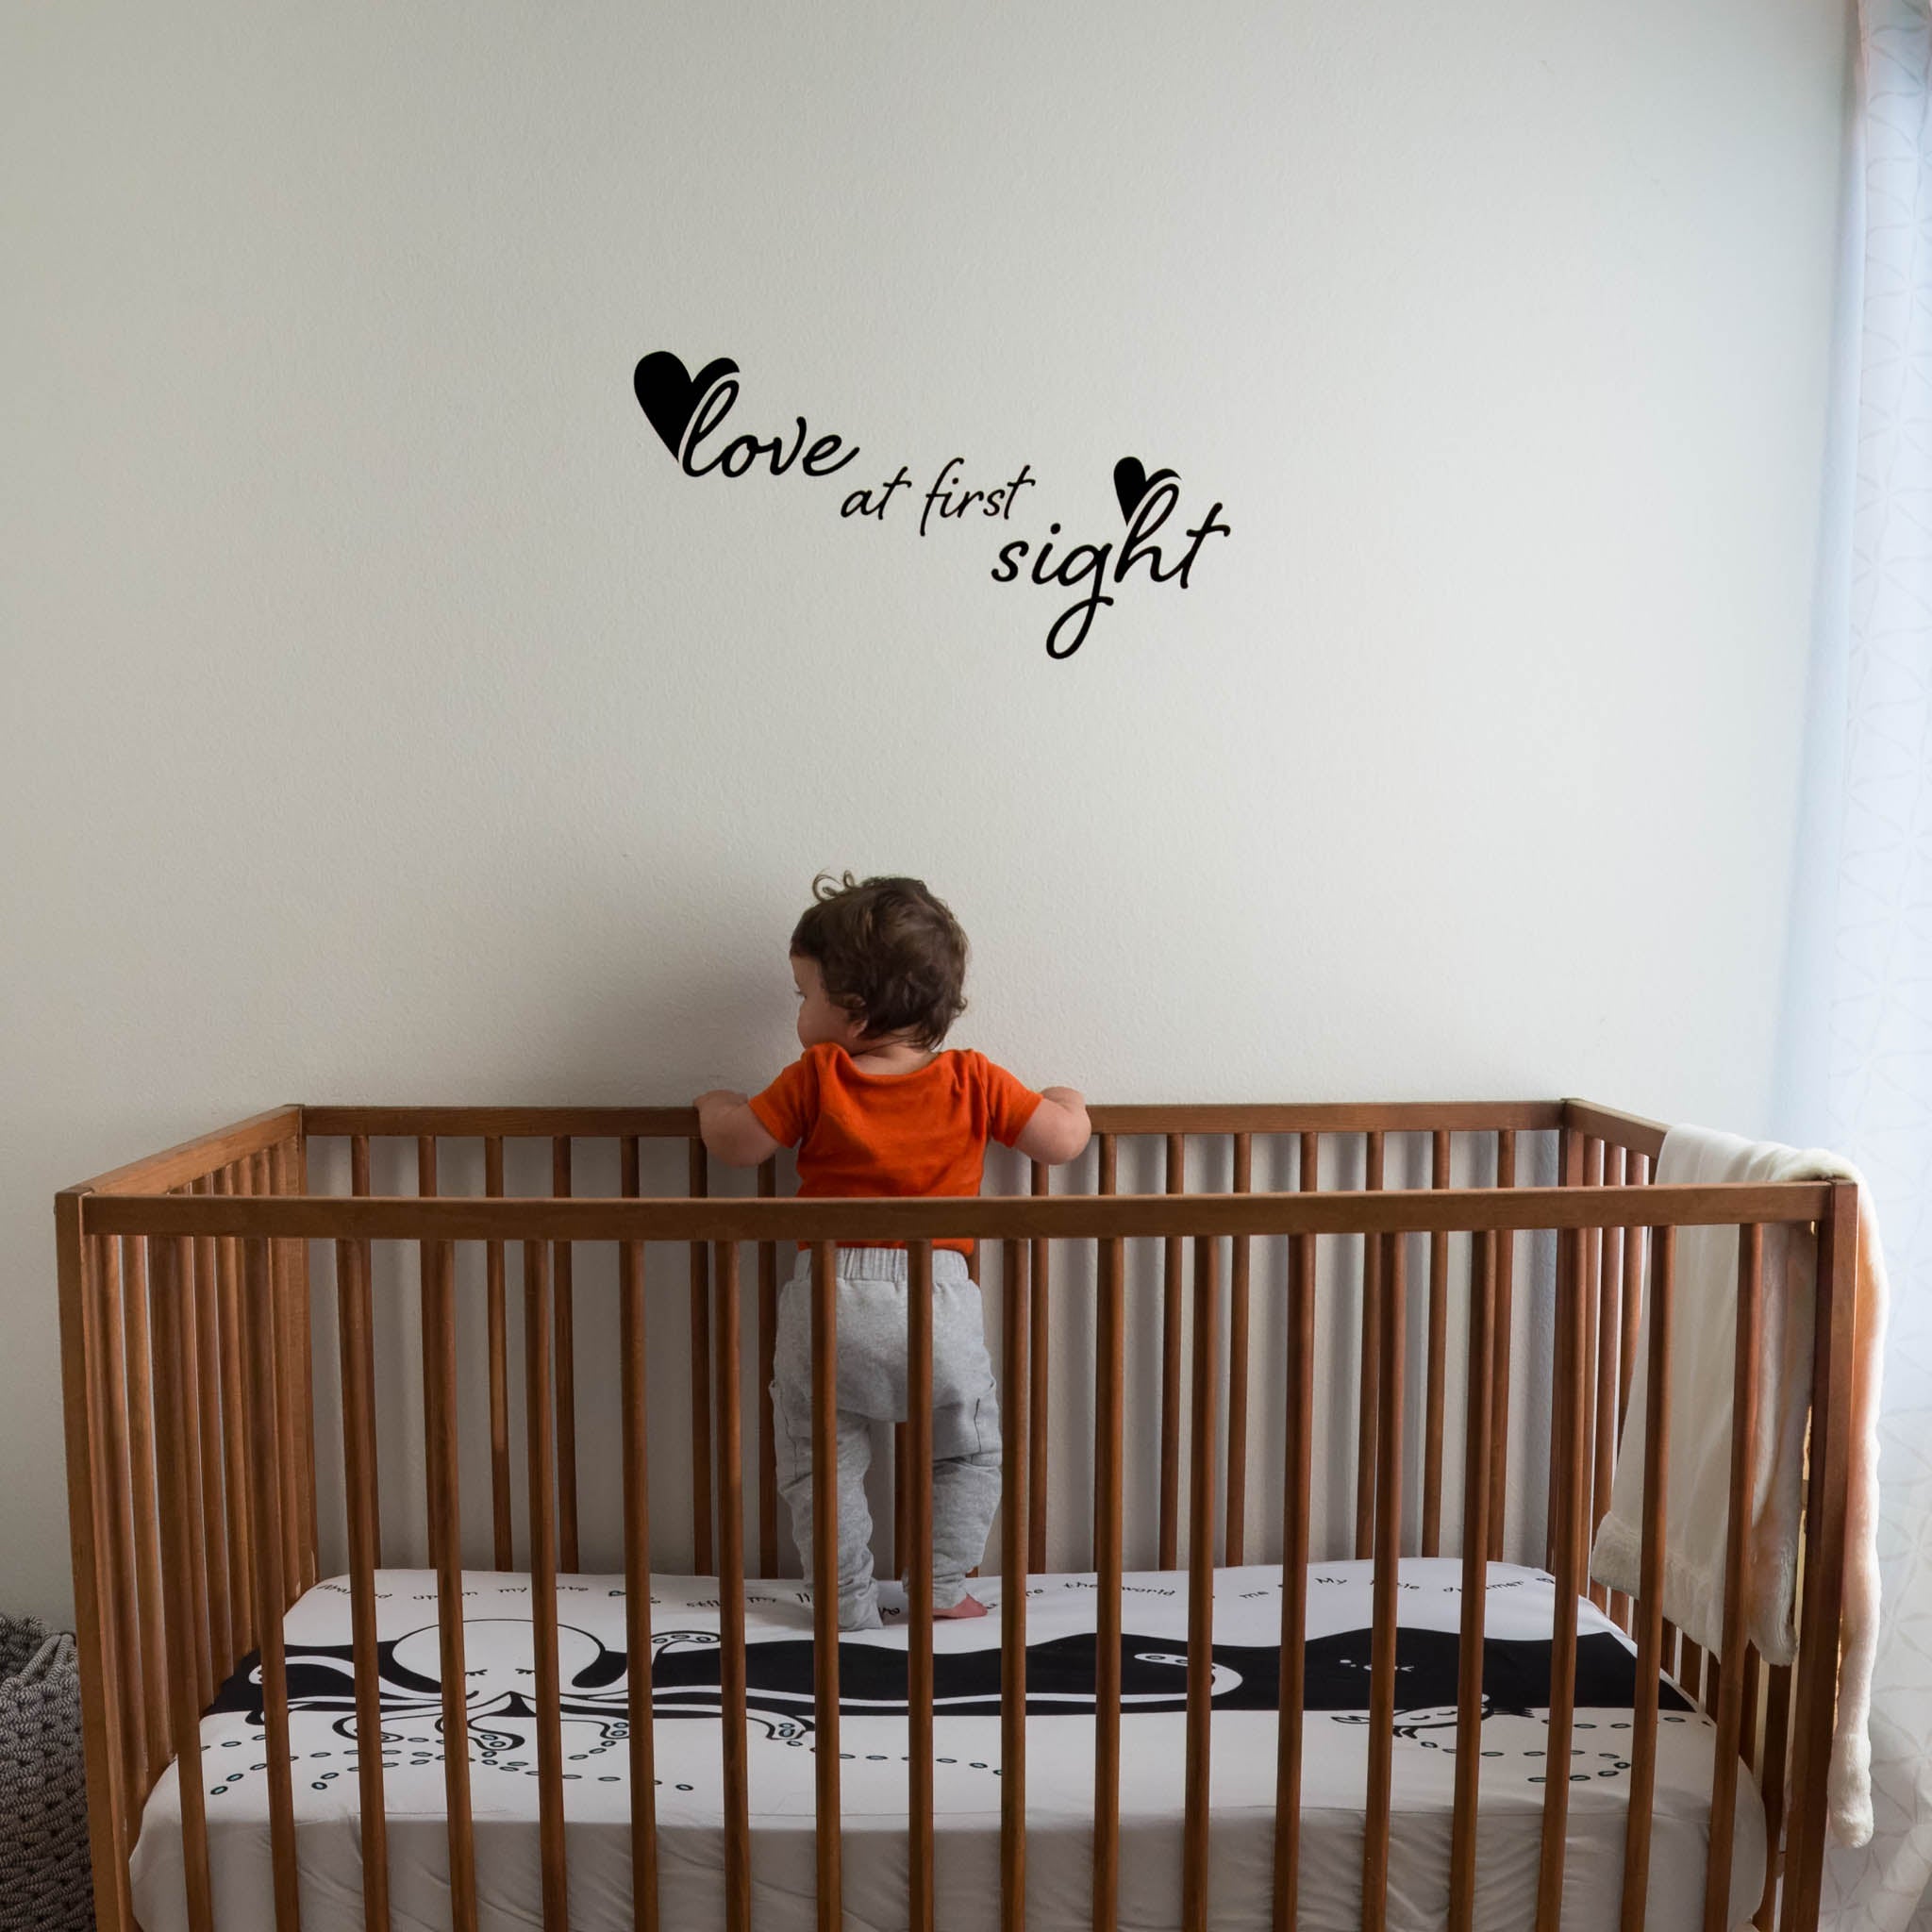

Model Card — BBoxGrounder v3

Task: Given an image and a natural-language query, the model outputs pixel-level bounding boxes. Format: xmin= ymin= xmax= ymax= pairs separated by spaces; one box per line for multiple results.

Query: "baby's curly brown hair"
xmin=790 ymin=872 xmax=969 ymax=1049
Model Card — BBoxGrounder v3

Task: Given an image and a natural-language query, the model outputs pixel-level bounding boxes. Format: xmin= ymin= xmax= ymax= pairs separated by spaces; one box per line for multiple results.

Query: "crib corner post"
xmin=1778 ymin=1180 xmax=1859 ymax=1932
xmin=55 ymin=1188 xmax=135 ymax=1932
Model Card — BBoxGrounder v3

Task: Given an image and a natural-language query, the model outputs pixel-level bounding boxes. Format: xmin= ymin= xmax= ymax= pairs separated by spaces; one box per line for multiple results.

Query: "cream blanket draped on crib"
xmin=1588 ymin=1125 xmax=1887 ymax=1851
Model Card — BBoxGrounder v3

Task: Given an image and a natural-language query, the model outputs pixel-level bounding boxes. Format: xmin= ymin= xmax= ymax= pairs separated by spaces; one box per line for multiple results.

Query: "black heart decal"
xmin=1113 ymin=457 xmax=1178 ymax=524
xmin=634 ymin=351 xmax=741 ymax=458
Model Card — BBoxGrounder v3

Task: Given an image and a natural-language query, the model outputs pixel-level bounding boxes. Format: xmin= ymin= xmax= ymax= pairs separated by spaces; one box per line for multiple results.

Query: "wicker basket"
xmin=0 ymin=1618 xmax=94 ymax=1931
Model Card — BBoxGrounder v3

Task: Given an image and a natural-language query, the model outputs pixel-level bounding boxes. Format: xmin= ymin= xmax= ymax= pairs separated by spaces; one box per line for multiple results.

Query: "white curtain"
xmin=1782 ymin=5 xmax=1932 ymax=1928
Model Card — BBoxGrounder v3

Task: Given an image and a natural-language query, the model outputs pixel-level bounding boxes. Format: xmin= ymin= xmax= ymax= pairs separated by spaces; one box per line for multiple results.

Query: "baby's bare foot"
xmin=932 ymin=1593 xmax=989 ymax=1621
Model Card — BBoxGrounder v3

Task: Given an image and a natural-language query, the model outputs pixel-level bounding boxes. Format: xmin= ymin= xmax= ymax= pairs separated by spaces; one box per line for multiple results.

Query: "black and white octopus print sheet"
xmin=130 ymin=1558 xmax=1764 ymax=1932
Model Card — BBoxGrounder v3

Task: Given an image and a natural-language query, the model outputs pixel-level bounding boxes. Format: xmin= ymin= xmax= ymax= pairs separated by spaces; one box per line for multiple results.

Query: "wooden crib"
xmin=55 ymin=1098 xmax=1857 ymax=1932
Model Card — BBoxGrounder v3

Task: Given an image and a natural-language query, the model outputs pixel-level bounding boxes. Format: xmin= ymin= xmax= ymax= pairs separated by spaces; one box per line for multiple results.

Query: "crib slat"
xmin=1091 ymin=1137 xmax=1124 ymax=1932
xmin=908 ymin=1239 xmax=937 ymax=1932
xmin=415 ymin=1140 xmax=444 ymax=1573
xmin=1356 ymin=1130 xmax=1386 ymax=1559
xmin=1225 ymin=1133 xmax=1253 ymax=1565
xmin=1611 ymin=1155 xmax=1645 ymax=1632
xmin=553 ymin=1138 xmax=581 ymax=1574
xmin=1030 ymin=1160 xmax=1051 ymax=1574
xmin=189 ymin=1189 xmax=230 ymax=1680
xmin=1274 ymin=1131 xmax=1319 ymax=1932
xmin=1603 ymin=1148 xmax=1626 ymax=1392
xmin=85 ymin=1239 xmax=136 ymax=1846
xmin=1001 ymin=1237 xmax=1030 ymax=1932
xmin=758 ymin=1157 xmax=780 ymax=1578
xmin=69 ymin=1225 xmax=135 ymax=1932
xmin=349 ymin=1136 xmax=382 ymax=1571
xmin=1160 ymin=1134 xmax=1185 ymax=1570
xmin=1537 ymin=1203 xmax=1590 ymax=1932
xmin=175 ymin=1208 xmax=214 ymax=1707
xmin=240 ymin=1238 xmax=296 ymax=1932
xmin=1489 ymin=1130 xmax=1517 ymax=1563
xmin=525 ymin=1240 xmax=571 ymax=1932
xmin=1704 ymin=1224 xmax=1764 ymax=1932
xmin=159 ymin=1236 xmax=217 ymax=1924
xmin=1090 ymin=1134 xmax=1120 ymax=1566
xmin=212 ymin=1171 xmax=254 ymax=1659
xmin=66 ymin=1224 xmax=132 ymax=1931
xmin=1546 ymin=1128 xmax=1583 ymax=1573
xmin=1588 ymin=1139 xmax=1617 ymax=1611
xmin=424 ymin=1239 xmax=478 ymax=1932
xmin=893 ymin=1419 xmax=909 ymax=1585
xmin=1755 ymin=1664 xmax=1793 ymax=1930
xmin=1619 ymin=1156 xmax=1647 ymax=1438
xmin=1448 ymin=1228 xmax=1497 ymax=1932
xmin=690 ymin=1141 xmax=715 ymax=1575
xmin=1601 ymin=1147 xmax=1629 ymax=1625
xmin=1182 ymin=1234 xmax=1221 ymax=1932
xmin=486 ymin=1136 xmax=513 ymax=1570
xmin=1362 ymin=1230 xmax=1405 ymax=1932
xmin=93 ymin=1235 xmax=142 ymax=1818
xmin=1576 ymin=1141 xmax=1603 ymax=1607
xmin=273 ymin=1137 xmax=319 ymax=1594
xmin=1740 ymin=1647 xmax=1762 ymax=1792
xmin=184 ymin=1190 xmax=227 ymax=1676
xmin=619 ymin=1139 xmax=659 ymax=1932
xmin=810 ymin=1241 xmax=843 ymax=1932
xmin=292 ymin=1137 xmax=321 ymax=1591
xmin=715 ymin=1241 xmax=751 ymax=1932
xmin=335 ymin=1236 xmax=391 ymax=1932
xmin=1423 ymin=1130 xmax=1451 ymax=1557
xmin=1620 ymin=1225 xmax=1674 ymax=1932
xmin=122 ymin=1235 xmax=169 ymax=1774
xmin=261 ymin=1152 xmax=299 ymax=1600
xmin=961 ymin=1221 xmax=989 ymax=1584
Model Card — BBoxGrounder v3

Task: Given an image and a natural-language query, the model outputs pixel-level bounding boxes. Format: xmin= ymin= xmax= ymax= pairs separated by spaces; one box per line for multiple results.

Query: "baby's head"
xmin=789 ymin=872 xmax=968 ymax=1053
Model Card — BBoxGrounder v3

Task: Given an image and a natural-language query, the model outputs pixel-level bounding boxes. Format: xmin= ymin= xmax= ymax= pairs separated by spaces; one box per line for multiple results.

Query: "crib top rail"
xmin=300 ymin=1098 xmax=1574 ymax=1139
xmin=66 ymin=1096 xmax=1665 ymax=1202
xmin=1561 ymin=1099 xmax=1668 ymax=1160
xmin=75 ymin=1178 xmax=1830 ymax=1241
xmin=76 ymin=1104 xmax=302 ymax=1196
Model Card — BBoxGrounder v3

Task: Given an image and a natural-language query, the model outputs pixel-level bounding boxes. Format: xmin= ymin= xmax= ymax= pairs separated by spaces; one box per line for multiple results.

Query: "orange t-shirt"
xmin=747 ymin=1042 xmax=1044 ymax=1256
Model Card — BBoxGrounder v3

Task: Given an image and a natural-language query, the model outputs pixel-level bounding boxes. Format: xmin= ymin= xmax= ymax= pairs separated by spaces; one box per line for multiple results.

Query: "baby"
xmin=695 ymin=873 xmax=1090 ymax=1630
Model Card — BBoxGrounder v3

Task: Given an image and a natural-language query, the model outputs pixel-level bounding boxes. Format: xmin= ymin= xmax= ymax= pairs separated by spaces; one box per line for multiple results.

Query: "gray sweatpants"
xmin=770 ymin=1245 xmax=1002 ymax=1631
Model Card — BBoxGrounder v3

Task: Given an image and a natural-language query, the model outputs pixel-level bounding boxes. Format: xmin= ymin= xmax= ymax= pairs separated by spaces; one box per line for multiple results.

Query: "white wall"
xmin=1 ymin=0 xmax=1849 ymax=1624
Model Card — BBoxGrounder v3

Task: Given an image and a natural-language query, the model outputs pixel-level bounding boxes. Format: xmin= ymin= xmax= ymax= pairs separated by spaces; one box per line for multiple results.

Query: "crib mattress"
xmin=129 ymin=1557 xmax=1763 ymax=1932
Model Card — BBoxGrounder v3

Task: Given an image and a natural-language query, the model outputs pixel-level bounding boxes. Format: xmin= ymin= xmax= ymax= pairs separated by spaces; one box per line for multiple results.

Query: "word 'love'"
xmin=634 ymin=351 xmax=858 ymax=478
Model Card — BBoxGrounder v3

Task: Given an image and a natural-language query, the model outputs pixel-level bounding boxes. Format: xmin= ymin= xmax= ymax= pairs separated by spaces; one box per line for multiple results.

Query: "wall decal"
xmin=1112 ymin=458 xmax=1177 ymax=522
xmin=915 ymin=456 xmax=1036 ymax=533
xmin=632 ymin=351 xmax=1230 ymax=659
xmin=634 ymin=349 xmax=859 ymax=480
xmin=634 ymin=351 xmax=740 ymax=457
xmin=989 ymin=463 xmax=1230 ymax=659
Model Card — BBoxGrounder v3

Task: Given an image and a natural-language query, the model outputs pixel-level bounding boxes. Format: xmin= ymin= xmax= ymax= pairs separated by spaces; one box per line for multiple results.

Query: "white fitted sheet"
xmin=130 ymin=1558 xmax=1763 ymax=1932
